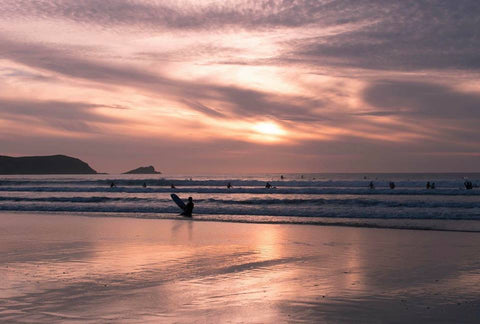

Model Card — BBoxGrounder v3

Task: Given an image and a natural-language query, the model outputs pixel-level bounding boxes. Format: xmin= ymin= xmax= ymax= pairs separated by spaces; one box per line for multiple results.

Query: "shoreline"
xmin=2 ymin=210 xmax=480 ymax=233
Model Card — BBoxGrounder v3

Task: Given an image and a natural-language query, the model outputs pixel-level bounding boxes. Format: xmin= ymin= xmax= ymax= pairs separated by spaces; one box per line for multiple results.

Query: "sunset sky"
xmin=1 ymin=0 xmax=479 ymax=173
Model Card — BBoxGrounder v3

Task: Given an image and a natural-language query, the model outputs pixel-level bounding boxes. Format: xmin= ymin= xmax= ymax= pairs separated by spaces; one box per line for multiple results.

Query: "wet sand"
xmin=1 ymin=212 xmax=480 ymax=323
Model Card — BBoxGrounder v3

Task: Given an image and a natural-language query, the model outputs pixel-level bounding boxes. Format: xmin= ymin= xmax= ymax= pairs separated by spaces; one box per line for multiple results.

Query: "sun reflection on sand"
xmin=3 ymin=214 xmax=480 ymax=322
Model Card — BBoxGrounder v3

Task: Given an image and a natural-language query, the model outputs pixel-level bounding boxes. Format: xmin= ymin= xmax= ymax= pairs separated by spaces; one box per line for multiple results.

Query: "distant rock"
xmin=0 ymin=155 xmax=97 ymax=174
xmin=123 ymin=166 xmax=161 ymax=174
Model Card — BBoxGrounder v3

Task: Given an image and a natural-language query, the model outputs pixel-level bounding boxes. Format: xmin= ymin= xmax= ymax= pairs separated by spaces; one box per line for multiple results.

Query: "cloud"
xmin=0 ymin=35 xmax=328 ymax=124
xmin=362 ymin=79 xmax=480 ymax=148
xmin=0 ymin=98 xmax=123 ymax=132
xmin=181 ymin=100 xmax=227 ymax=118
xmin=291 ymin=0 xmax=480 ymax=71
xmin=3 ymin=129 xmax=480 ymax=173
xmin=0 ymin=0 xmax=348 ymax=30
xmin=208 ymin=86 xmax=326 ymax=122
xmin=0 ymin=36 xmax=168 ymax=86
xmin=363 ymin=80 xmax=480 ymax=119
xmin=0 ymin=68 xmax=53 ymax=82
xmin=3 ymin=1 xmax=479 ymax=73
xmin=1 ymin=0 xmax=479 ymax=172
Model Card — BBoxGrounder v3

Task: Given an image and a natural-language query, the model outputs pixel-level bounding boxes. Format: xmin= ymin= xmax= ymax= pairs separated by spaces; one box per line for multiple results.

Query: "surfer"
xmin=227 ymin=182 xmax=232 ymax=189
xmin=181 ymin=197 xmax=194 ymax=217
xmin=426 ymin=181 xmax=431 ymax=189
xmin=142 ymin=182 xmax=147 ymax=188
xmin=110 ymin=182 xmax=116 ymax=188
xmin=389 ymin=181 xmax=395 ymax=189
xmin=265 ymin=182 xmax=272 ymax=189
xmin=368 ymin=181 xmax=375 ymax=189
xmin=464 ymin=180 xmax=473 ymax=190
xmin=431 ymin=182 xmax=436 ymax=189
xmin=171 ymin=183 xmax=176 ymax=189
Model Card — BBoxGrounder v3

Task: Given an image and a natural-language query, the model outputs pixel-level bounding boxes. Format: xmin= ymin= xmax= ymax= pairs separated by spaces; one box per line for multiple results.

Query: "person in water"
xmin=265 ymin=182 xmax=272 ymax=189
xmin=182 ymin=197 xmax=194 ymax=217
xmin=171 ymin=183 xmax=176 ymax=189
xmin=110 ymin=182 xmax=116 ymax=188
xmin=464 ymin=180 xmax=473 ymax=190
xmin=227 ymin=182 xmax=232 ymax=189
xmin=368 ymin=181 xmax=375 ymax=189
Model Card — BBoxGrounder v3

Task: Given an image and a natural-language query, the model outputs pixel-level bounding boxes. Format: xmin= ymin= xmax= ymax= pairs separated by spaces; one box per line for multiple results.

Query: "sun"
xmin=253 ymin=122 xmax=285 ymax=136
xmin=248 ymin=121 xmax=287 ymax=143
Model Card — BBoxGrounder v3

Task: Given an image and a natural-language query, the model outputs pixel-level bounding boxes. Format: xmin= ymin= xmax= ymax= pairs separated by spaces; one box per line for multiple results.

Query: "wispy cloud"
xmin=291 ymin=1 xmax=480 ymax=71
xmin=0 ymin=0 xmax=359 ymax=30
xmin=0 ymin=98 xmax=125 ymax=133
xmin=0 ymin=0 xmax=479 ymax=172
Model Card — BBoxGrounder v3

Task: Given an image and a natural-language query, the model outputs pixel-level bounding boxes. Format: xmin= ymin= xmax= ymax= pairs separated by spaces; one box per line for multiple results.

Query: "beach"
xmin=1 ymin=212 xmax=480 ymax=323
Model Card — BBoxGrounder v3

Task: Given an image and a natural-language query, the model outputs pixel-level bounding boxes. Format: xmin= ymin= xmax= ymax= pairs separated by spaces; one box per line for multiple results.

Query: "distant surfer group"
xmin=107 ymin=176 xmax=478 ymax=219
xmin=367 ymin=180 xmax=478 ymax=190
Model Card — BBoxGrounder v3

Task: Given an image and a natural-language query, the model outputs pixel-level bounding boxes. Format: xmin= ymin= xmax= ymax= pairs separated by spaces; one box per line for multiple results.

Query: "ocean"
xmin=1 ymin=173 xmax=479 ymax=232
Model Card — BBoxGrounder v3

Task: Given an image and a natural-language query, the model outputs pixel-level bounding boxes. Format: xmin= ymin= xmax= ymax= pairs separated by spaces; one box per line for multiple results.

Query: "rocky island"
xmin=0 ymin=155 xmax=97 ymax=174
xmin=123 ymin=166 xmax=161 ymax=174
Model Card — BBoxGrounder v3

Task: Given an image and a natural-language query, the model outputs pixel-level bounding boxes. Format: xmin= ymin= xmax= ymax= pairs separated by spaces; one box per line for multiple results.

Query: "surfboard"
xmin=171 ymin=193 xmax=186 ymax=211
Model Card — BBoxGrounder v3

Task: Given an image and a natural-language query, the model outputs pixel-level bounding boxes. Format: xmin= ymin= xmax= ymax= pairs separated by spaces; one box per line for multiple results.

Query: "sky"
xmin=1 ymin=0 xmax=479 ymax=173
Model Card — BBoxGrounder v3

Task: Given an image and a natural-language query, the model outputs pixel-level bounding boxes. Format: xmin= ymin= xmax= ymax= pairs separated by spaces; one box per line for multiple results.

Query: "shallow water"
xmin=0 ymin=173 xmax=479 ymax=231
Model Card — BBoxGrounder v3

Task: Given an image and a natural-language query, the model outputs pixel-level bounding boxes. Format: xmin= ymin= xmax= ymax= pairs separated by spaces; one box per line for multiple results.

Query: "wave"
xmin=0 ymin=196 xmax=152 ymax=203
xmin=1 ymin=202 xmax=480 ymax=220
xmin=1 ymin=178 xmax=478 ymax=188
xmin=0 ymin=186 xmax=478 ymax=196
xmin=3 ymin=196 xmax=480 ymax=209
xmin=2 ymin=174 xmax=479 ymax=229
xmin=205 ymin=197 xmax=480 ymax=209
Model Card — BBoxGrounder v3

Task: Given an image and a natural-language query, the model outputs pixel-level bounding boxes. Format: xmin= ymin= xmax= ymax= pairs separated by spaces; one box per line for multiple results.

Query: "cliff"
xmin=0 ymin=155 xmax=97 ymax=174
xmin=123 ymin=166 xmax=160 ymax=174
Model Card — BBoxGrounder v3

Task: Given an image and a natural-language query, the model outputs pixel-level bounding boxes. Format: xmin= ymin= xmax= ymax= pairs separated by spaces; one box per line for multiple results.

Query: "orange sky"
xmin=1 ymin=0 xmax=479 ymax=173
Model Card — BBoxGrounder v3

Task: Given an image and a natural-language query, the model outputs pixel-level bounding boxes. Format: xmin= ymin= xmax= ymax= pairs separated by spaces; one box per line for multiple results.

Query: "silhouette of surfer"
xmin=431 ymin=182 xmax=436 ymax=189
xmin=368 ymin=181 xmax=375 ymax=189
xmin=426 ymin=181 xmax=431 ymax=189
xmin=389 ymin=181 xmax=395 ymax=189
xmin=464 ymin=180 xmax=473 ymax=190
xmin=110 ymin=182 xmax=116 ymax=188
xmin=142 ymin=182 xmax=147 ymax=188
xmin=265 ymin=182 xmax=272 ymax=189
xmin=171 ymin=183 xmax=176 ymax=189
xmin=182 ymin=197 xmax=194 ymax=217
xmin=227 ymin=182 xmax=232 ymax=189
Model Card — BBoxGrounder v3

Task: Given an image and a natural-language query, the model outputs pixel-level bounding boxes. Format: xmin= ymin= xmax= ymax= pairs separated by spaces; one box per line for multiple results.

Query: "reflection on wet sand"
xmin=1 ymin=212 xmax=480 ymax=323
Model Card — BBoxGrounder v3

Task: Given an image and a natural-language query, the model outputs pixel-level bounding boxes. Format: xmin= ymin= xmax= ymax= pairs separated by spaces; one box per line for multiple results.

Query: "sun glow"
xmin=253 ymin=122 xmax=285 ymax=136
xmin=247 ymin=121 xmax=288 ymax=143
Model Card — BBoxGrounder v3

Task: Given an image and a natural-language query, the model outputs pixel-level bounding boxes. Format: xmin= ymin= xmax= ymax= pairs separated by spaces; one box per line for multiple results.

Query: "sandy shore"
xmin=1 ymin=212 xmax=480 ymax=323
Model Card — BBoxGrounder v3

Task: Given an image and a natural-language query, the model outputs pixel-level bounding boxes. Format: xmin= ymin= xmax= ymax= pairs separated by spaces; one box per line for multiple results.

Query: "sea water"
xmin=0 ymin=173 xmax=479 ymax=231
